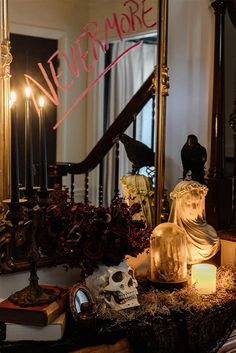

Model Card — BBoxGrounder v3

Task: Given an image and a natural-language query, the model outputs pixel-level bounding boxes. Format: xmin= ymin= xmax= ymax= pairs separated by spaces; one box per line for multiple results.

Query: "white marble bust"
xmin=168 ymin=180 xmax=220 ymax=264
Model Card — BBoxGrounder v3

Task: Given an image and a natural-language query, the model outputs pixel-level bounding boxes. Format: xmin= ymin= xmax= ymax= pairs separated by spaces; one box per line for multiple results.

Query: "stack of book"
xmin=0 ymin=285 xmax=69 ymax=341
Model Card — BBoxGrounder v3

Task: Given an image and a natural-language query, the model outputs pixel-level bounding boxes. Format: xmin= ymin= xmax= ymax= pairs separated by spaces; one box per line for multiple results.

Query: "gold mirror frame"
xmin=0 ymin=0 xmax=169 ymax=273
xmin=154 ymin=0 xmax=169 ymax=225
xmin=0 ymin=0 xmax=11 ymax=203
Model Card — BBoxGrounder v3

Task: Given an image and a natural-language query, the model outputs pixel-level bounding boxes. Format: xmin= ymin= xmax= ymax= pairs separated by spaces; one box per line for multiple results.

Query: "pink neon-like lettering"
xmin=53 ymin=40 xmax=142 ymax=130
xmin=83 ymin=22 xmax=105 ymax=60
xmin=47 ymin=50 xmax=73 ymax=91
xmin=24 ymin=77 xmax=40 ymax=118
xmin=24 ymin=64 xmax=59 ymax=106
xmin=120 ymin=13 xmax=132 ymax=34
xmin=142 ymin=0 xmax=157 ymax=28
xmin=76 ymin=32 xmax=92 ymax=73
xmin=63 ymin=46 xmax=80 ymax=78
xmin=104 ymin=14 xmax=123 ymax=51
xmin=124 ymin=0 xmax=142 ymax=31
xmin=47 ymin=50 xmax=61 ymax=90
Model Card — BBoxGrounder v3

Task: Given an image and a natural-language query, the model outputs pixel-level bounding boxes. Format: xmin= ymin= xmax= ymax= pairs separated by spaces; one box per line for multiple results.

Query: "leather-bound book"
xmin=0 ymin=286 xmax=69 ymax=326
xmin=5 ymin=312 xmax=66 ymax=341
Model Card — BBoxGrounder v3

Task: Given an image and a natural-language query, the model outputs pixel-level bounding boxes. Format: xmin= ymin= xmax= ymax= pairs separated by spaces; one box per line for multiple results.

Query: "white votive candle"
xmin=191 ymin=264 xmax=217 ymax=294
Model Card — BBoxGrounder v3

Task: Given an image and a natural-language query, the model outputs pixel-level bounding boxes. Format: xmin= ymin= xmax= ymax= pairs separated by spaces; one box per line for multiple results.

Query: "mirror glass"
xmin=2 ymin=0 xmax=158 ymax=273
xmin=75 ymin=289 xmax=89 ymax=313
xmin=9 ymin=0 xmax=158 ymax=198
xmin=69 ymin=284 xmax=96 ymax=322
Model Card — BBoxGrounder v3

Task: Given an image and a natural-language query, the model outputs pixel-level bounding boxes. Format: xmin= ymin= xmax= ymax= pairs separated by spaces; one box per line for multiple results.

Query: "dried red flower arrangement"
xmin=39 ymin=185 xmax=151 ymax=277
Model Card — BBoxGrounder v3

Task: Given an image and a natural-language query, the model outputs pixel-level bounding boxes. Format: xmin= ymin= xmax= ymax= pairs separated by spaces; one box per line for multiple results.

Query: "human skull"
xmin=85 ymin=260 xmax=139 ymax=310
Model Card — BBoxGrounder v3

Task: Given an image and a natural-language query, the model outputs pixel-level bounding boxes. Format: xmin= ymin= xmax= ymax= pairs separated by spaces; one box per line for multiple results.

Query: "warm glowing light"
xmin=150 ymin=222 xmax=187 ymax=283
xmin=191 ymin=264 xmax=217 ymax=294
xmin=39 ymin=97 xmax=45 ymax=108
xmin=10 ymin=91 xmax=16 ymax=107
xmin=25 ymin=87 xmax=31 ymax=98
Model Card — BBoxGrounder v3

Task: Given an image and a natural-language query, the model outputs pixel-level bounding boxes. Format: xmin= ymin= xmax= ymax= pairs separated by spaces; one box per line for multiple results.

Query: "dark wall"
xmin=10 ymin=33 xmax=58 ymax=186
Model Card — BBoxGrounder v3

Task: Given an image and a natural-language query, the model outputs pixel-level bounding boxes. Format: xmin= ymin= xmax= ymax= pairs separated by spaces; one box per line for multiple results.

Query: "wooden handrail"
xmin=67 ymin=70 xmax=155 ymax=175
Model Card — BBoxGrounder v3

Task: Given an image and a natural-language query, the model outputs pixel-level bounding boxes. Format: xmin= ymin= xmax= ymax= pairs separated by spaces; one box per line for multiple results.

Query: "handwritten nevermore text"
xmin=24 ymin=0 xmax=157 ymax=129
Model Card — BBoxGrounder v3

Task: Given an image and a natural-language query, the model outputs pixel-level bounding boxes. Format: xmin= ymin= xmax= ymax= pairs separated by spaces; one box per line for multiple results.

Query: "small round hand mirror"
xmin=69 ymin=284 xmax=97 ymax=324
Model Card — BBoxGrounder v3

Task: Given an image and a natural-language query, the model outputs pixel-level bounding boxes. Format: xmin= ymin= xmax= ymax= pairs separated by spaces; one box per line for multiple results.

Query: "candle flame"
xmin=39 ymin=97 xmax=45 ymax=108
xmin=10 ymin=91 xmax=16 ymax=107
xmin=25 ymin=87 xmax=31 ymax=98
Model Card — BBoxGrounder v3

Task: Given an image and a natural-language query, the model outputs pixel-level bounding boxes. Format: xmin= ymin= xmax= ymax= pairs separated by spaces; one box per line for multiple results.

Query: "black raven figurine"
xmin=116 ymin=133 xmax=155 ymax=170
xmin=181 ymin=134 xmax=207 ymax=184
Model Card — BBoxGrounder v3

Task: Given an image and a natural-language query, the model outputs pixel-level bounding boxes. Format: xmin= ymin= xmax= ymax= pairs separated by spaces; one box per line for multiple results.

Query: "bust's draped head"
xmin=170 ymin=180 xmax=208 ymax=222
xmin=169 ymin=180 xmax=220 ymax=264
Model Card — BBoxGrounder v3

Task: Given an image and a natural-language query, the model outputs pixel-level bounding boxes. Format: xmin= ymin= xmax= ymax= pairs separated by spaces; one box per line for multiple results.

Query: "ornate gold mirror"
xmin=0 ymin=0 xmax=169 ymax=273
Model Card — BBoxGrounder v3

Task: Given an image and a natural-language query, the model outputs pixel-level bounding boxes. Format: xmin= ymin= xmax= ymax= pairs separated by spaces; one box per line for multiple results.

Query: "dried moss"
xmin=98 ymin=266 xmax=235 ymax=325
xmin=96 ymin=266 xmax=236 ymax=353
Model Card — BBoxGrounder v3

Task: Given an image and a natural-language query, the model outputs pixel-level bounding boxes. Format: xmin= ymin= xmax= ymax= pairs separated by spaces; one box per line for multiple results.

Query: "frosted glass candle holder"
xmin=191 ymin=264 xmax=217 ymax=294
xmin=150 ymin=222 xmax=187 ymax=283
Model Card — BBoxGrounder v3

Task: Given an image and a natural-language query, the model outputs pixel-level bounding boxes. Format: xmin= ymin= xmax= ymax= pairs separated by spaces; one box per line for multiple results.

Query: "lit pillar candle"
xmin=191 ymin=264 xmax=217 ymax=294
xmin=39 ymin=97 xmax=48 ymax=191
xmin=25 ymin=87 xmax=34 ymax=193
xmin=10 ymin=91 xmax=19 ymax=203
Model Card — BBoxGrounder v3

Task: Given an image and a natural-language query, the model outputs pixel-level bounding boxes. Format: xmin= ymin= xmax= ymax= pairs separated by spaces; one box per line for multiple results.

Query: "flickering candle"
xmin=25 ymin=87 xmax=34 ymax=193
xmin=39 ymin=97 xmax=48 ymax=191
xmin=10 ymin=91 xmax=19 ymax=203
xmin=191 ymin=264 xmax=217 ymax=295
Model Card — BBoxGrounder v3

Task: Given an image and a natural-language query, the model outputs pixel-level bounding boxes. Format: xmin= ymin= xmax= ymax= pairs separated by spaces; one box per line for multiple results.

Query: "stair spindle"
xmin=84 ymin=172 xmax=89 ymax=205
xmin=98 ymin=161 xmax=104 ymax=206
xmin=114 ymin=143 xmax=120 ymax=196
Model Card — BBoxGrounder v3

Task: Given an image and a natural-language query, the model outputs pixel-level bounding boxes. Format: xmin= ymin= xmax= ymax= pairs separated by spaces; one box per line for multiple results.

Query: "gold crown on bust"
xmin=170 ymin=180 xmax=208 ymax=200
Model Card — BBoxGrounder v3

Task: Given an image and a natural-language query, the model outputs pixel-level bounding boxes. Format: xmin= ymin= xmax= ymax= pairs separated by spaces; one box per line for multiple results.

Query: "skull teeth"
xmin=116 ymin=293 xmax=137 ymax=304
xmin=105 ymin=291 xmax=137 ymax=304
xmin=118 ymin=293 xmax=136 ymax=299
xmin=119 ymin=295 xmax=136 ymax=304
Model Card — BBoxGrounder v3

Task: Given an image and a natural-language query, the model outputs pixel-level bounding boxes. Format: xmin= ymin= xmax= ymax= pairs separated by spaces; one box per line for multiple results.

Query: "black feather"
xmin=181 ymin=134 xmax=207 ymax=184
xmin=118 ymin=133 xmax=155 ymax=169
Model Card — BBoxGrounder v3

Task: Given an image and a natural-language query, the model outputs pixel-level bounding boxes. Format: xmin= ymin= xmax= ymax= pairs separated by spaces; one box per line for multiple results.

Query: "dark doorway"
xmin=10 ymin=33 xmax=58 ymax=186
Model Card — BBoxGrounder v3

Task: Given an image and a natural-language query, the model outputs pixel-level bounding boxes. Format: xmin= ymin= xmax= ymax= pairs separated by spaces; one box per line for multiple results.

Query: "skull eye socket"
xmin=128 ymin=269 xmax=134 ymax=278
xmin=112 ymin=271 xmax=123 ymax=282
